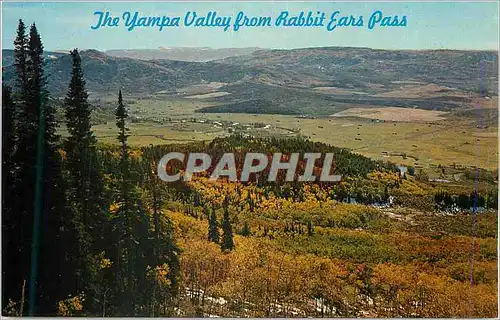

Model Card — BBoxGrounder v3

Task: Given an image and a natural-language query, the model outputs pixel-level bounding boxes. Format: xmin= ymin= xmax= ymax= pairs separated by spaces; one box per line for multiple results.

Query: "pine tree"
xmin=112 ymin=90 xmax=151 ymax=315
xmin=221 ymin=202 xmax=234 ymax=251
xmin=307 ymin=220 xmax=313 ymax=236
xmin=14 ymin=19 xmax=29 ymax=99
xmin=65 ymin=49 xmax=94 ymax=149
xmin=2 ymin=19 xmax=31 ymax=314
xmin=240 ymin=222 xmax=251 ymax=237
xmin=116 ymin=90 xmax=129 ymax=169
xmin=383 ymin=185 xmax=389 ymax=203
xmin=208 ymin=205 xmax=219 ymax=243
xmin=112 ymin=90 xmax=131 ymax=314
xmin=20 ymin=23 xmax=68 ymax=315
xmin=203 ymin=205 xmax=210 ymax=220
xmin=63 ymin=48 xmax=108 ymax=312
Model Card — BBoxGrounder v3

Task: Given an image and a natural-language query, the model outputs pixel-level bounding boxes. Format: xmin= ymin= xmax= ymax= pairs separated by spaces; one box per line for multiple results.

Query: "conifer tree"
xmin=383 ymin=185 xmax=390 ymax=203
xmin=112 ymin=90 xmax=131 ymax=313
xmin=2 ymin=18 xmax=31 ymax=314
xmin=22 ymin=23 xmax=67 ymax=315
xmin=203 ymin=205 xmax=210 ymax=220
xmin=221 ymin=201 xmax=234 ymax=251
xmin=112 ymin=90 xmax=151 ymax=315
xmin=240 ymin=222 xmax=251 ymax=237
xmin=307 ymin=220 xmax=313 ymax=236
xmin=14 ymin=19 xmax=28 ymax=99
xmin=65 ymin=49 xmax=94 ymax=151
xmin=116 ymin=90 xmax=129 ymax=171
xmin=208 ymin=205 xmax=219 ymax=243
xmin=64 ymin=48 xmax=108 ymax=311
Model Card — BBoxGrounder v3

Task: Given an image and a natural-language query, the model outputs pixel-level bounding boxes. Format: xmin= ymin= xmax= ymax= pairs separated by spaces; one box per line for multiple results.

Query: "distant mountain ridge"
xmin=2 ymin=49 xmax=68 ymax=68
xmin=2 ymin=46 xmax=498 ymax=115
xmin=105 ymin=47 xmax=263 ymax=62
xmin=2 ymin=48 xmax=255 ymax=97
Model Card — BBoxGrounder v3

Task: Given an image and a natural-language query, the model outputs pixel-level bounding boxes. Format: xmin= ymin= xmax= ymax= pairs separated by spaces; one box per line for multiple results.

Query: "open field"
xmin=331 ymin=107 xmax=448 ymax=122
xmin=313 ymin=86 xmax=370 ymax=95
xmin=201 ymin=113 xmax=498 ymax=170
xmin=90 ymin=96 xmax=498 ymax=171
xmin=184 ymin=92 xmax=231 ymax=99
xmin=92 ymin=121 xmax=227 ymax=145
xmin=374 ymin=83 xmax=468 ymax=99
xmin=176 ymin=82 xmax=228 ymax=95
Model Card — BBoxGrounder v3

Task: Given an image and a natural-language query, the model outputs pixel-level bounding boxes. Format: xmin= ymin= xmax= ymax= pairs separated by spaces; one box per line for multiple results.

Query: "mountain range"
xmin=105 ymin=47 xmax=262 ymax=62
xmin=2 ymin=47 xmax=498 ymax=115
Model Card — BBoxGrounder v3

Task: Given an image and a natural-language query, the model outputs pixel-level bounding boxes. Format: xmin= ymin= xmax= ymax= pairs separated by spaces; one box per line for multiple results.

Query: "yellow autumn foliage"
xmin=109 ymin=202 xmax=120 ymax=214
xmin=57 ymin=294 xmax=84 ymax=316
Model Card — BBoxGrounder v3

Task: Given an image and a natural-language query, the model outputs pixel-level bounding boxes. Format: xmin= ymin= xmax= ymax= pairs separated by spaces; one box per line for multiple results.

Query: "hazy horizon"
xmin=2 ymin=45 xmax=499 ymax=53
xmin=2 ymin=2 xmax=499 ymax=51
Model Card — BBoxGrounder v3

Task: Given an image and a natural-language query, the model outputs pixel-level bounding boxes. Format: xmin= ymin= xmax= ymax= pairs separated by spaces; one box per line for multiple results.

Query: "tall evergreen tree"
xmin=116 ymin=90 xmax=129 ymax=171
xmin=112 ymin=90 xmax=130 ymax=314
xmin=63 ymin=48 xmax=108 ymax=312
xmin=65 ymin=49 xmax=94 ymax=151
xmin=26 ymin=23 xmax=69 ymax=316
xmin=208 ymin=205 xmax=219 ymax=243
xmin=4 ymin=22 xmax=70 ymax=315
xmin=221 ymin=201 xmax=234 ymax=251
xmin=2 ymin=18 xmax=31 ymax=314
xmin=14 ymin=19 xmax=29 ymax=99
xmin=111 ymin=90 xmax=150 ymax=315
xmin=4 ymin=20 xmax=32 ymax=312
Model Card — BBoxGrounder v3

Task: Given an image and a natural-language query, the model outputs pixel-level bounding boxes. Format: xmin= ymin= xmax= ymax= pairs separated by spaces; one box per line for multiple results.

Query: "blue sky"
xmin=2 ymin=1 xmax=499 ymax=51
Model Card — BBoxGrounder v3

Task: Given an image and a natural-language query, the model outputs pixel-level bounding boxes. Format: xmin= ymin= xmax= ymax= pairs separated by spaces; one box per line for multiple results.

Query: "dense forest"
xmin=2 ymin=20 xmax=181 ymax=316
xmin=1 ymin=20 xmax=498 ymax=317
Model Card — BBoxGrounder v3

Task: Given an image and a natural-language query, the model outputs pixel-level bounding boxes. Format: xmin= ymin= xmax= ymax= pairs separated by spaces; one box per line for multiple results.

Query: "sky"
xmin=2 ymin=1 xmax=499 ymax=51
